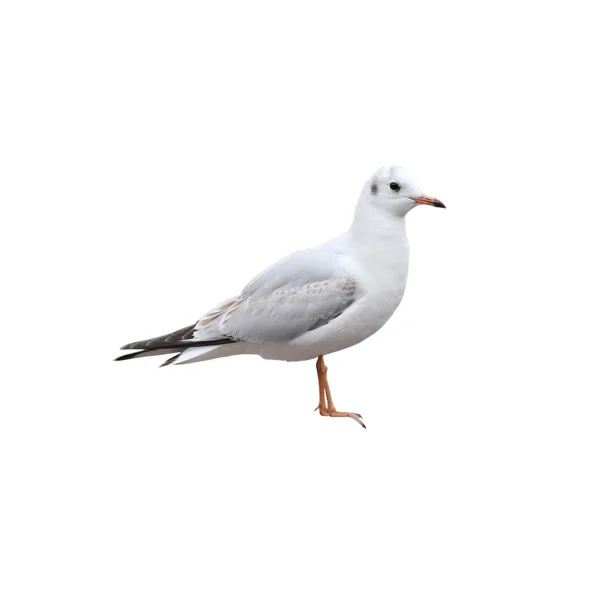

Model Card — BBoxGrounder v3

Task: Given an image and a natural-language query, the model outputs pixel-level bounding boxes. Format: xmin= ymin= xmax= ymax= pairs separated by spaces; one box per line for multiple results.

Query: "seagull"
xmin=115 ymin=166 xmax=445 ymax=428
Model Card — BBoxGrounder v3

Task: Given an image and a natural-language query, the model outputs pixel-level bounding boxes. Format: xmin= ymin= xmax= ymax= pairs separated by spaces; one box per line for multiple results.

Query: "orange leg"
xmin=314 ymin=355 xmax=366 ymax=429
xmin=315 ymin=357 xmax=328 ymax=416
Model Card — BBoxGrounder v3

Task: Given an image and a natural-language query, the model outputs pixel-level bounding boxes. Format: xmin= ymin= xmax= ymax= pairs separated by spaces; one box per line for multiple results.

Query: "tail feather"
xmin=169 ymin=345 xmax=223 ymax=365
xmin=159 ymin=353 xmax=182 ymax=367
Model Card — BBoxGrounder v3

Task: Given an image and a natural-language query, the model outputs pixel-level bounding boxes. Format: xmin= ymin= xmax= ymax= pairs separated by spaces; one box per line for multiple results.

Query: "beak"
xmin=410 ymin=194 xmax=446 ymax=208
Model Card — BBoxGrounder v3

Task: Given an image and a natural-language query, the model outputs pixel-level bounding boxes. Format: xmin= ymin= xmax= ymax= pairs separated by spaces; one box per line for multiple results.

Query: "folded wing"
xmin=116 ymin=249 xmax=359 ymax=362
xmin=194 ymin=249 xmax=359 ymax=343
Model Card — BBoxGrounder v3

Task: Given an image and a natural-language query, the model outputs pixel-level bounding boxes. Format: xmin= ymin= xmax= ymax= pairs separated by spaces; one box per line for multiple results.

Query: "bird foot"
xmin=328 ymin=410 xmax=366 ymax=429
xmin=314 ymin=407 xmax=366 ymax=429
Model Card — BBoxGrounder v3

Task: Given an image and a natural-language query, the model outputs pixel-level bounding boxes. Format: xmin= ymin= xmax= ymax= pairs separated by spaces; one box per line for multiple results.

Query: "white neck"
xmin=338 ymin=200 xmax=411 ymax=317
xmin=347 ymin=202 xmax=410 ymax=262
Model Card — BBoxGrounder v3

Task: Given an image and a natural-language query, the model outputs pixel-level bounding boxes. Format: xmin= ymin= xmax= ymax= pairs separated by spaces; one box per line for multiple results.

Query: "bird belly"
xmin=257 ymin=281 xmax=406 ymax=362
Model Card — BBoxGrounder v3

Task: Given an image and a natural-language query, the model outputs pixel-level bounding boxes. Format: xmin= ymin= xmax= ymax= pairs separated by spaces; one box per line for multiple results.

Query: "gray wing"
xmin=192 ymin=249 xmax=359 ymax=343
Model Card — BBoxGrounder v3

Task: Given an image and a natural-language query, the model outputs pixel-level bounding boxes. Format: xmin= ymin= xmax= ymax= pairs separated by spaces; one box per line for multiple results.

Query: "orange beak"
xmin=410 ymin=194 xmax=446 ymax=208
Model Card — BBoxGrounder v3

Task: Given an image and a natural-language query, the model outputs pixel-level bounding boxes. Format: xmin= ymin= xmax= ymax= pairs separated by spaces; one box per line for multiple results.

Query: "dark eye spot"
xmin=389 ymin=181 xmax=401 ymax=192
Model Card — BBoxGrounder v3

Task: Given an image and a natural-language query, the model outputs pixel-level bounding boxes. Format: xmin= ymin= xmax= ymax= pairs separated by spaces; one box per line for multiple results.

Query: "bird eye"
xmin=389 ymin=181 xmax=401 ymax=191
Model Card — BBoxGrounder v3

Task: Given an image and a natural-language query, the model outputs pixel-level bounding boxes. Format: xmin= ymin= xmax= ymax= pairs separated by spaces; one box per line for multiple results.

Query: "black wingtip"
xmin=114 ymin=350 xmax=147 ymax=362
xmin=119 ymin=336 xmax=236 ymax=352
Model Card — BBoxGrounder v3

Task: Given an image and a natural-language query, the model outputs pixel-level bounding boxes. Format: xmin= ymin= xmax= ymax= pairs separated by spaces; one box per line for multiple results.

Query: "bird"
xmin=115 ymin=166 xmax=445 ymax=428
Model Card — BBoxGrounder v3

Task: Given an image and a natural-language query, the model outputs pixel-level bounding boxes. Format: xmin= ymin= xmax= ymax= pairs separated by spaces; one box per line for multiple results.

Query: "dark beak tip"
xmin=433 ymin=199 xmax=446 ymax=209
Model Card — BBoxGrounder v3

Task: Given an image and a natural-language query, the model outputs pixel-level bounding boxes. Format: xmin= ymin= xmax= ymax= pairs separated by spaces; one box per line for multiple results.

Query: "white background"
xmin=1 ymin=1 xmax=599 ymax=598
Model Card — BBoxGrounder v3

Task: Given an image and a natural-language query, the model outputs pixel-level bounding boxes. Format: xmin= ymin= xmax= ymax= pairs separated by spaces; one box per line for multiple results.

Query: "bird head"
xmin=364 ymin=166 xmax=445 ymax=217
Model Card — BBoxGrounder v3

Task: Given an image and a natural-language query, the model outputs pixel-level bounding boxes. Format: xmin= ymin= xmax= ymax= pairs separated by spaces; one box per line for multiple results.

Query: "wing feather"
xmin=192 ymin=249 xmax=359 ymax=343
